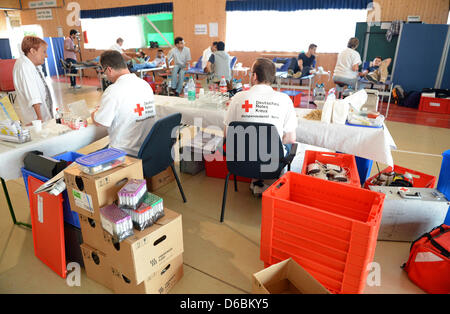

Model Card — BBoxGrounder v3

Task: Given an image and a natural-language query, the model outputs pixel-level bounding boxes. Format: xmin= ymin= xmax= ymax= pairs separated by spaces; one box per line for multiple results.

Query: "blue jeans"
xmin=333 ymin=75 xmax=363 ymax=90
xmin=171 ymin=64 xmax=186 ymax=94
xmin=131 ymin=62 xmax=157 ymax=72
xmin=66 ymin=58 xmax=78 ymax=86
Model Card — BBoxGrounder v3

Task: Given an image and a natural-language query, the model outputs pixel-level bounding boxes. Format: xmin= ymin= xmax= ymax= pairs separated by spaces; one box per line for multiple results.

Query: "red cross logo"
xmin=242 ymin=100 xmax=253 ymax=113
xmin=134 ymin=104 xmax=144 ymax=116
xmin=399 ymin=188 xmax=409 ymax=192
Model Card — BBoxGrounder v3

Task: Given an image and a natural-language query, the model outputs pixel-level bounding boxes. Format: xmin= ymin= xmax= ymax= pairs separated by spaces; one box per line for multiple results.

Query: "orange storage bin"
xmin=363 ymin=165 xmax=436 ymax=190
xmin=418 ymin=96 xmax=449 ymax=114
xmin=204 ymin=151 xmax=252 ymax=183
xmin=301 ymin=151 xmax=361 ymax=187
xmin=261 ymin=172 xmax=385 ymax=294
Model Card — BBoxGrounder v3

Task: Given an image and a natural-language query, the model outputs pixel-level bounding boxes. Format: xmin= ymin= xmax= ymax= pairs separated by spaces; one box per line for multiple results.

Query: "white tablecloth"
xmin=0 ymin=124 xmax=108 ymax=180
xmin=153 ymin=96 xmax=397 ymax=166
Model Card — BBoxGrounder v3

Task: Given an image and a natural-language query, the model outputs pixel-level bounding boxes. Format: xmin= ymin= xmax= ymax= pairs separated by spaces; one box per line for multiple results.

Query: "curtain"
xmin=225 ymin=0 xmax=371 ymax=11
xmin=80 ymin=3 xmax=173 ymax=19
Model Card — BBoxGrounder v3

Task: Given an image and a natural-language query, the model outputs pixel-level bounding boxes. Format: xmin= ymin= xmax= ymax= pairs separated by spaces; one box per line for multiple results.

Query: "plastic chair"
xmin=220 ymin=121 xmax=298 ymax=222
xmin=137 ymin=113 xmax=187 ymax=203
xmin=186 ymin=56 xmax=206 ymax=80
xmin=230 ymin=56 xmax=237 ymax=70
xmin=0 ymin=59 xmax=17 ymax=103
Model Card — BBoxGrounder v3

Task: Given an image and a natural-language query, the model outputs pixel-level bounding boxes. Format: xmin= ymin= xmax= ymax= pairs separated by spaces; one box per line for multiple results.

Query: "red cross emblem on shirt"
xmin=399 ymin=187 xmax=409 ymax=192
xmin=242 ymin=100 xmax=253 ymax=113
xmin=134 ymin=104 xmax=144 ymax=116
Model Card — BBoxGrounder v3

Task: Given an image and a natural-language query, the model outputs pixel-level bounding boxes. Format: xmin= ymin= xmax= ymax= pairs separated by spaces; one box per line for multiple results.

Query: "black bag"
xmin=402 ymin=91 xmax=421 ymax=108
xmin=149 ymin=41 xmax=159 ymax=48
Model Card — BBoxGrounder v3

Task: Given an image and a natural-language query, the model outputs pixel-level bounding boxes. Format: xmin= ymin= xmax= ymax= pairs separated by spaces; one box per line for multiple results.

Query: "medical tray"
xmin=75 ymin=148 xmax=127 ymax=175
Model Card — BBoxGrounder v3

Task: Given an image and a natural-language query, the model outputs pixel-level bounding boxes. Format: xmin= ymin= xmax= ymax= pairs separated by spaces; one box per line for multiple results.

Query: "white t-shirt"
xmin=202 ymin=47 xmax=212 ymax=69
xmin=224 ymin=84 xmax=298 ymax=140
xmin=94 ymin=73 xmax=157 ymax=156
xmin=334 ymin=48 xmax=362 ymax=79
xmin=12 ymin=56 xmax=53 ymax=125
xmin=109 ymin=43 xmax=124 ymax=53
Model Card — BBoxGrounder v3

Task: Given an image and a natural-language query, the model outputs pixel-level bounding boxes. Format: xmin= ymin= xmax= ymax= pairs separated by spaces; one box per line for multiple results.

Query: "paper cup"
xmin=32 ymin=120 xmax=42 ymax=132
xmin=199 ymin=88 xmax=205 ymax=96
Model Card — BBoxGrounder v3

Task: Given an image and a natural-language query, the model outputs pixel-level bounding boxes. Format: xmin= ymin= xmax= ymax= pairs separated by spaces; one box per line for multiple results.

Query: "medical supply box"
xmin=64 ymin=156 xmax=143 ymax=222
xmin=369 ymin=186 xmax=450 ymax=242
xmin=76 ymin=148 xmax=127 ymax=175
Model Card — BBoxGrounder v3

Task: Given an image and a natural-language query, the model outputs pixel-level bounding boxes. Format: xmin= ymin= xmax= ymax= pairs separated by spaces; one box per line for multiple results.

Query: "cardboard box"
xmin=80 ymin=243 xmax=114 ymax=290
xmin=146 ymin=166 xmax=175 ymax=192
xmin=112 ymin=253 xmax=184 ymax=294
xmin=97 ymin=208 xmax=183 ymax=285
xmin=78 ymin=213 xmax=109 ymax=250
xmin=64 ymin=156 xmax=143 ymax=221
xmin=252 ymin=258 xmax=330 ymax=294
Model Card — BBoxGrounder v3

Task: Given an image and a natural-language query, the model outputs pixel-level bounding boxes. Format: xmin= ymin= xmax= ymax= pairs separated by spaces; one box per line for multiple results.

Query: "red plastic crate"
xmin=281 ymin=90 xmax=303 ymax=108
xmin=301 ymin=151 xmax=361 ymax=188
xmin=204 ymin=151 xmax=251 ymax=183
xmin=364 ymin=165 xmax=436 ymax=190
xmin=419 ymin=96 xmax=449 ymax=114
xmin=261 ymin=172 xmax=385 ymax=294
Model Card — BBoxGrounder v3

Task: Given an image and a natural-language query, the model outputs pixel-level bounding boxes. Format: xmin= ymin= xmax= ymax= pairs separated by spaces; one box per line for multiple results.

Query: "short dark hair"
xmin=157 ymin=49 xmax=164 ymax=53
xmin=252 ymin=58 xmax=276 ymax=84
xmin=212 ymin=41 xmax=218 ymax=46
xmin=309 ymin=44 xmax=317 ymax=50
xmin=100 ymin=50 xmax=127 ymax=70
xmin=375 ymin=56 xmax=382 ymax=60
xmin=116 ymin=37 xmax=123 ymax=44
xmin=174 ymin=37 xmax=183 ymax=45
xmin=347 ymin=37 xmax=359 ymax=49
xmin=70 ymin=29 xmax=78 ymax=36
xmin=216 ymin=41 xmax=225 ymax=51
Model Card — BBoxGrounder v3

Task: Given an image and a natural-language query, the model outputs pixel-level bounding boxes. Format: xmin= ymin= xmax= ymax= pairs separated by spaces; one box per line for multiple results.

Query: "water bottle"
xmin=187 ymin=76 xmax=196 ymax=101
xmin=219 ymin=76 xmax=227 ymax=94
xmin=55 ymin=108 xmax=61 ymax=124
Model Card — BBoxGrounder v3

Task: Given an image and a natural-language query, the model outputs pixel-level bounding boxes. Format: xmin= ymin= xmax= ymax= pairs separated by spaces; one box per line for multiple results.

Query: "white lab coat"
xmin=12 ymin=55 xmax=53 ymax=126
xmin=94 ymin=73 xmax=158 ymax=156
xmin=224 ymin=84 xmax=298 ymax=140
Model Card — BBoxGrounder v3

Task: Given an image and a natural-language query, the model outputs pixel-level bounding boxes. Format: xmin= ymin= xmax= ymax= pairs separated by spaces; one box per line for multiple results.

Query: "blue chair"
xmin=230 ymin=56 xmax=237 ymax=70
xmin=137 ymin=113 xmax=187 ymax=203
xmin=186 ymin=56 xmax=206 ymax=80
xmin=220 ymin=121 xmax=298 ymax=222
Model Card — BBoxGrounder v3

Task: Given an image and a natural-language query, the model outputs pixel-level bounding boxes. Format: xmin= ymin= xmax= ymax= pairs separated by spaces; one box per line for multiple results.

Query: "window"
xmin=226 ymin=9 xmax=368 ymax=53
xmin=81 ymin=13 xmax=174 ymax=50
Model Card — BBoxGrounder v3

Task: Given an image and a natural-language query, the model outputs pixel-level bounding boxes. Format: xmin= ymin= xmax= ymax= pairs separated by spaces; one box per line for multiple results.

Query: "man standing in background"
xmin=64 ymin=29 xmax=81 ymax=89
xmin=167 ymin=37 xmax=191 ymax=96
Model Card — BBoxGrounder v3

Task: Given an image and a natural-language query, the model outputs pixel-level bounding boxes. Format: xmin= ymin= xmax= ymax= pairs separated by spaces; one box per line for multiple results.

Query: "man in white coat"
xmin=91 ymin=50 xmax=158 ymax=156
xmin=13 ymin=36 xmax=54 ymax=126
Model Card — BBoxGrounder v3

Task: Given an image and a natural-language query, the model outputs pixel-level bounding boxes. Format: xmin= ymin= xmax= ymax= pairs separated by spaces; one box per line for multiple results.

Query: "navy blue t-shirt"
xmin=298 ymin=53 xmax=315 ymax=67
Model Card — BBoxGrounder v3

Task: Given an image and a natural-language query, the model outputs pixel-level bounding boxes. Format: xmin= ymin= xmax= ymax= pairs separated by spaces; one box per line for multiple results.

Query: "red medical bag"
xmin=402 ymin=224 xmax=450 ymax=294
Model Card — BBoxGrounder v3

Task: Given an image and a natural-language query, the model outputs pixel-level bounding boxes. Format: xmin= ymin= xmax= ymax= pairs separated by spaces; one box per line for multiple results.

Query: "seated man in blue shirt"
xmin=287 ymin=44 xmax=317 ymax=79
xmin=363 ymin=56 xmax=392 ymax=84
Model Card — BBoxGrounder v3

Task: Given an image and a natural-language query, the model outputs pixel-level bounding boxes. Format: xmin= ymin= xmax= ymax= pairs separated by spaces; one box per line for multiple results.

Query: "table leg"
xmin=1 ymin=178 xmax=32 ymax=229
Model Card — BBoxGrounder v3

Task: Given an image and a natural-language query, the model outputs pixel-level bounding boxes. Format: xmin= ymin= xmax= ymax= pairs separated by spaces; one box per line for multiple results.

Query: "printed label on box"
xmin=72 ymin=189 xmax=94 ymax=213
xmin=97 ymin=177 xmax=110 ymax=188
xmin=159 ymin=247 xmax=174 ymax=263
xmin=37 ymin=195 xmax=44 ymax=223
xmin=101 ymin=216 xmax=114 ymax=236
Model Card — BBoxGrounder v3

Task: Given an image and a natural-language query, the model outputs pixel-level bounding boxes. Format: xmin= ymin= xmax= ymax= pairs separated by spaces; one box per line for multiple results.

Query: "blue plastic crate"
xmin=438 ymin=150 xmax=450 ymax=225
xmin=21 ymin=151 xmax=84 ymax=228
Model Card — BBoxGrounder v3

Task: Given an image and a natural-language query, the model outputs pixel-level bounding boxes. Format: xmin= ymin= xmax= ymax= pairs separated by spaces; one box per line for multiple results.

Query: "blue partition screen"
xmin=0 ymin=39 xmax=12 ymax=59
xmin=393 ymin=24 xmax=449 ymax=92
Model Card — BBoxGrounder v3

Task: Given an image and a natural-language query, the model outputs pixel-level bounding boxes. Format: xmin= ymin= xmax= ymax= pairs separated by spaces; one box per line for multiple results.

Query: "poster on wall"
xmin=195 ymin=24 xmax=208 ymax=35
xmin=36 ymin=9 xmax=53 ymax=20
xmin=209 ymin=23 xmax=218 ymax=37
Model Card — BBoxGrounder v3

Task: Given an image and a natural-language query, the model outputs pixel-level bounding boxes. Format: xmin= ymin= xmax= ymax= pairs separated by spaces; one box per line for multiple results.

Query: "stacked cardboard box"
xmin=64 ymin=156 xmax=184 ymax=293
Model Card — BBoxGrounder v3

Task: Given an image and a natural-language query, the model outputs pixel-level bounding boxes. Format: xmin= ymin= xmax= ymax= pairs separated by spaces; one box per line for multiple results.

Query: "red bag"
xmin=402 ymin=224 xmax=450 ymax=294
